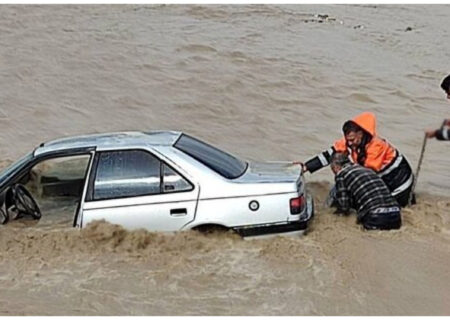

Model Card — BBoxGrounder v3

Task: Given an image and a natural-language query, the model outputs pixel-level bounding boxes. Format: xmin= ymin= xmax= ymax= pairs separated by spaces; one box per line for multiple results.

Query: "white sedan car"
xmin=0 ymin=131 xmax=314 ymax=237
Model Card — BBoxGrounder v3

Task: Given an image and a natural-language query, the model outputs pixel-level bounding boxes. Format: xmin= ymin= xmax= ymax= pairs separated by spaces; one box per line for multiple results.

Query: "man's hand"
xmin=292 ymin=161 xmax=308 ymax=173
xmin=425 ymin=130 xmax=437 ymax=139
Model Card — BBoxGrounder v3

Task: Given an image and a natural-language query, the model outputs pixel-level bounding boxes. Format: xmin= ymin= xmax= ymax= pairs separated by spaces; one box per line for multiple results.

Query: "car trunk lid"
xmin=235 ymin=161 xmax=302 ymax=185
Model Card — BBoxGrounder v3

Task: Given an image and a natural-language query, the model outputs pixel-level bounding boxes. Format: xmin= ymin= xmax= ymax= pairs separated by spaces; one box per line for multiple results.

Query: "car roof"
xmin=34 ymin=131 xmax=182 ymax=156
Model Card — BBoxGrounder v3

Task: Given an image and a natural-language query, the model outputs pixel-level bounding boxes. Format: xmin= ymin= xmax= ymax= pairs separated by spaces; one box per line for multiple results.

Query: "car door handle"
xmin=170 ymin=208 xmax=187 ymax=216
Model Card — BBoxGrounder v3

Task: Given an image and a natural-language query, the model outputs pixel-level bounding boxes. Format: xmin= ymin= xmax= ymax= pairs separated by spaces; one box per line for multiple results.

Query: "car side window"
xmin=93 ymin=150 xmax=161 ymax=200
xmin=162 ymin=164 xmax=192 ymax=193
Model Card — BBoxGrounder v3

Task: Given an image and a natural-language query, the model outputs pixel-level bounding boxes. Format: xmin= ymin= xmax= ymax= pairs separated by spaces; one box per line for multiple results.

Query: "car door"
xmin=79 ymin=149 xmax=199 ymax=231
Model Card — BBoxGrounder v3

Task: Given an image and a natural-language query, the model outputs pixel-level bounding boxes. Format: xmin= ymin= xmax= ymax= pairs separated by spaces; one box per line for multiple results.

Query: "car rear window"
xmin=174 ymin=134 xmax=247 ymax=179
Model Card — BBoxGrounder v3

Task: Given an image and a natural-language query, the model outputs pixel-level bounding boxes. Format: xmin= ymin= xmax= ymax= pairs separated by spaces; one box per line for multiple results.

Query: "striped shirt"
xmin=335 ymin=163 xmax=399 ymax=220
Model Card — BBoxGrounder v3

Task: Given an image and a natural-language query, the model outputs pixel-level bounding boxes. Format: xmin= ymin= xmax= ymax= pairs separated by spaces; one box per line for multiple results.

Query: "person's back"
xmin=331 ymin=153 xmax=401 ymax=230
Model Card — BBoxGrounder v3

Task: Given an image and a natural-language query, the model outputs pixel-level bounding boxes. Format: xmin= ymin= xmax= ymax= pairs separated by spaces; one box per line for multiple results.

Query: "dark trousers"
xmin=394 ymin=184 xmax=414 ymax=207
xmin=362 ymin=207 xmax=402 ymax=230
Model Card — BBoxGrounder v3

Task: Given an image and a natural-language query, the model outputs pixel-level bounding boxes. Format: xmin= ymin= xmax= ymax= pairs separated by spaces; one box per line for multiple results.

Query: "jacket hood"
xmin=345 ymin=112 xmax=377 ymax=137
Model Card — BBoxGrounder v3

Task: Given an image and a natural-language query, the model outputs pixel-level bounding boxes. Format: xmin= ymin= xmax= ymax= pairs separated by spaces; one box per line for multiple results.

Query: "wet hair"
xmin=331 ymin=152 xmax=351 ymax=168
xmin=342 ymin=121 xmax=363 ymax=135
xmin=441 ymin=74 xmax=450 ymax=93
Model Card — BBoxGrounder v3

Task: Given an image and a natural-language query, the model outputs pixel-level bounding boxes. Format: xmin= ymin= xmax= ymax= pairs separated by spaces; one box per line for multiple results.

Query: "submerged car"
xmin=0 ymin=131 xmax=314 ymax=237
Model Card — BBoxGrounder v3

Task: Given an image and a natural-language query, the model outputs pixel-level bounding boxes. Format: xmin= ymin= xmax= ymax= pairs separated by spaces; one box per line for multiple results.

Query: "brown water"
xmin=0 ymin=4 xmax=449 ymax=315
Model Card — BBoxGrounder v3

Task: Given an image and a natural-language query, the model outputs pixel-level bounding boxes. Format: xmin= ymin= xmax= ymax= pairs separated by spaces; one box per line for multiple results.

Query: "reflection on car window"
xmin=162 ymin=164 xmax=192 ymax=193
xmin=174 ymin=134 xmax=247 ymax=179
xmin=27 ymin=155 xmax=91 ymax=199
xmin=94 ymin=150 xmax=161 ymax=200
xmin=23 ymin=154 xmax=91 ymax=223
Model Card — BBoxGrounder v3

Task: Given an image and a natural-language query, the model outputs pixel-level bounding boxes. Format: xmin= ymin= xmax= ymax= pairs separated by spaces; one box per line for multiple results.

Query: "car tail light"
xmin=290 ymin=195 xmax=305 ymax=215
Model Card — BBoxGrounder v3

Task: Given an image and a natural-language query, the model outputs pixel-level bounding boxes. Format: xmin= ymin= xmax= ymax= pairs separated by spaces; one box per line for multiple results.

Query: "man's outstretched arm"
xmin=302 ymin=146 xmax=336 ymax=173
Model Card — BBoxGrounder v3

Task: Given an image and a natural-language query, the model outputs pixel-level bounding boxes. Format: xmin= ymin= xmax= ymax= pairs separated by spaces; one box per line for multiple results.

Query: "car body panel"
xmin=82 ymin=192 xmax=199 ymax=231
xmin=34 ymin=131 xmax=182 ymax=157
xmin=185 ymin=192 xmax=297 ymax=228
xmin=74 ymin=151 xmax=96 ymax=227
xmin=236 ymin=161 xmax=302 ymax=184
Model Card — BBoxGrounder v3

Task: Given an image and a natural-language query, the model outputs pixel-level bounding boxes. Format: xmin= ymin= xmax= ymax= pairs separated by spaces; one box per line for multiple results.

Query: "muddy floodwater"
xmin=0 ymin=4 xmax=449 ymax=316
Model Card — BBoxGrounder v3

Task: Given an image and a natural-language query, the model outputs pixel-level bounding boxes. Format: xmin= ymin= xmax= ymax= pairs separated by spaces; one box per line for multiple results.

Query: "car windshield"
xmin=0 ymin=152 xmax=34 ymax=186
xmin=174 ymin=134 xmax=248 ymax=179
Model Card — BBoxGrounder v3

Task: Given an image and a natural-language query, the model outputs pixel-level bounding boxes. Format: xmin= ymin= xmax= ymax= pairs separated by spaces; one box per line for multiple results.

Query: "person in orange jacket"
xmin=296 ymin=112 xmax=414 ymax=207
xmin=426 ymin=74 xmax=450 ymax=140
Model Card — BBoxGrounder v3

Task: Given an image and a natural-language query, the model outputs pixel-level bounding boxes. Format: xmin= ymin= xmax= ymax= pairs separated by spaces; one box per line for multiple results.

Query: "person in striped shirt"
xmin=426 ymin=74 xmax=450 ymax=141
xmin=331 ymin=152 xmax=401 ymax=230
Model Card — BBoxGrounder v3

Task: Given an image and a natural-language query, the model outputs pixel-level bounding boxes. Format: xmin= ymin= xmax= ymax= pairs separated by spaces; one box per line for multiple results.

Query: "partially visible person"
xmin=426 ymin=74 xmax=450 ymax=141
xmin=330 ymin=152 xmax=401 ymax=230
xmin=296 ymin=112 xmax=414 ymax=207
